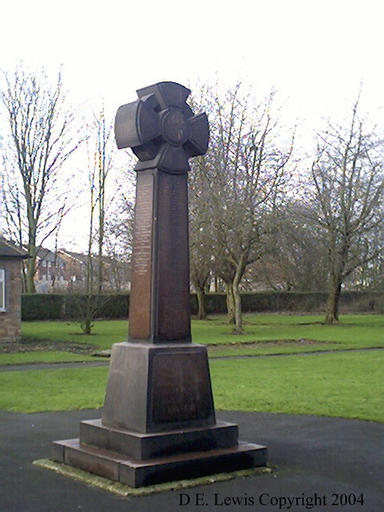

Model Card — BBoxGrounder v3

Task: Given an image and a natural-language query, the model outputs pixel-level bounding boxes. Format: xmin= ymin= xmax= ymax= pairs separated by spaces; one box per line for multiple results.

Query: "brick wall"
xmin=0 ymin=259 xmax=23 ymax=342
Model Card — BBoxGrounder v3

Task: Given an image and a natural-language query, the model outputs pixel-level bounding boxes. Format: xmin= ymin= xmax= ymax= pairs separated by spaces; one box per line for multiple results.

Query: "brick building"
xmin=0 ymin=237 xmax=28 ymax=342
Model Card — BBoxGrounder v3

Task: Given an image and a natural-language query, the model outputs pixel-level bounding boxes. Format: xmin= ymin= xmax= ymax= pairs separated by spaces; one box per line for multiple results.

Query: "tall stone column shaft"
xmin=129 ymin=169 xmax=191 ymax=343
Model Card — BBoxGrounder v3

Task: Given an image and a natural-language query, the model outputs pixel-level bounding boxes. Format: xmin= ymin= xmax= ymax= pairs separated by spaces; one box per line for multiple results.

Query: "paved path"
xmin=211 ymin=346 xmax=384 ymax=360
xmin=0 ymin=360 xmax=110 ymax=372
xmin=1 ymin=346 xmax=384 ymax=372
xmin=1 ymin=409 xmax=383 ymax=511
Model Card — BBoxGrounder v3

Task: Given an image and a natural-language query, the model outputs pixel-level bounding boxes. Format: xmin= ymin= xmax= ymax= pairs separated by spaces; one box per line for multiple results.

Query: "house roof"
xmin=37 ymin=247 xmax=58 ymax=263
xmin=58 ymin=250 xmax=88 ymax=265
xmin=0 ymin=236 xmax=28 ymax=259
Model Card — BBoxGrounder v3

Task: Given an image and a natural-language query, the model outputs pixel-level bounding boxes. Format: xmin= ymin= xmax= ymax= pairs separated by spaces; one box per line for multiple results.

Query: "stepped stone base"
xmin=79 ymin=419 xmax=240 ymax=459
xmin=52 ymin=342 xmax=267 ymax=487
xmin=53 ymin=436 xmax=266 ymax=488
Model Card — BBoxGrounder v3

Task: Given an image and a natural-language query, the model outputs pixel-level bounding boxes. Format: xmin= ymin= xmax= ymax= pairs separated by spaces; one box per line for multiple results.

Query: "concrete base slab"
xmin=34 ymin=458 xmax=272 ymax=497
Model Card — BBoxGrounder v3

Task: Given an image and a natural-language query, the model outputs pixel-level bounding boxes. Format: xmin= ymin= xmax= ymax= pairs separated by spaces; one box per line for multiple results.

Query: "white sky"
xmin=1 ymin=0 xmax=384 ymax=250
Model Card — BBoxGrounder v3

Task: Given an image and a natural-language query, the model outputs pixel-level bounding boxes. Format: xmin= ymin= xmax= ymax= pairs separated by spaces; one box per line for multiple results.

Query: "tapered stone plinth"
xmin=102 ymin=343 xmax=215 ymax=433
xmin=53 ymin=342 xmax=267 ymax=487
xmin=52 ymin=81 xmax=267 ymax=487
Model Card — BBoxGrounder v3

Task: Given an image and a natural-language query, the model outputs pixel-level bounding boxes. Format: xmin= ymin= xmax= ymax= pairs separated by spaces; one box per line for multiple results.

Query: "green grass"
xmin=1 ymin=314 xmax=382 ymax=423
xmin=21 ymin=320 xmax=128 ymax=350
xmin=1 ymin=350 xmax=383 ymax=422
xmin=20 ymin=314 xmax=384 ymax=354
xmin=193 ymin=313 xmax=384 ymax=349
xmin=0 ymin=366 xmax=108 ymax=412
xmin=211 ymin=350 xmax=384 ymax=422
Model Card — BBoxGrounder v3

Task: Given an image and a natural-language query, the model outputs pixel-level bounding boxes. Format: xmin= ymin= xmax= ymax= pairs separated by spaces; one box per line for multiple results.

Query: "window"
xmin=0 ymin=269 xmax=5 ymax=312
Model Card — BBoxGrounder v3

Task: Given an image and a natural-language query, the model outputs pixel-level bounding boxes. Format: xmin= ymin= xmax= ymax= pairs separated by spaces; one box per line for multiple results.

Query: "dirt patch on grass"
xmin=0 ymin=338 xmax=97 ymax=354
xmin=207 ymin=339 xmax=338 ymax=351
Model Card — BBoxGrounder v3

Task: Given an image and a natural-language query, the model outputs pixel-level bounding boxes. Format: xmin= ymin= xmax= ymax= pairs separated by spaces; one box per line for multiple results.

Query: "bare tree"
xmin=192 ymin=84 xmax=294 ymax=332
xmin=347 ymin=229 xmax=384 ymax=290
xmin=81 ymin=155 xmax=98 ymax=334
xmin=92 ymin=105 xmax=114 ymax=294
xmin=306 ymin=100 xmax=384 ymax=323
xmin=103 ymin=160 xmax=135 ymax=293
xmin=76 ymin=109 xmax=115 ymax=333
xmin=0 ymin=65 xmax=81 ymax=292
xmin=103 ymin=195 xmax=135 ymax=292
xmin=256 ymin=202 xmax=329 ymax=291
xmin=189 ymin=155 xmax=212 ymax=319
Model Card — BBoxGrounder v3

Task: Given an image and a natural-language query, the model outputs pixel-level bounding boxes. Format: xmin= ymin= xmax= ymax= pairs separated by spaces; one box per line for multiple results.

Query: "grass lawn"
xmin=1 ymin=314 xmax=382 ymax=422
xmin=0 ymin=350 xmax=383 ymax=422
xmin=18 ymin=314 xmax=384 ymax=357
xmin=0 ymin=366 xmax=108 ymax=412
xmin=21 ymin=320 xmax=128 ymax=351
xmin=211 ymin=350 xmax=384 ymax=421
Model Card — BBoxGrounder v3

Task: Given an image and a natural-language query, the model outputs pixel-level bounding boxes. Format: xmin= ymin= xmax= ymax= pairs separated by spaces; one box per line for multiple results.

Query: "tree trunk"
xmin=196 ymin=287 xmax=207 ymax=320
xmin=225 ymin=281 xmax=235 ymax=324
xmin=80 ymin=291 xmax=94 ymax=335
xmin=26 ymin=254 xmax=36 ymax=293
xmin=233 ymin=264 xmax=244 ymax=334
xmin=82 ymin=191 xmax=95 ymax=334
xmin=113 ymin=265 xmax=121 ymax=293
xmin=97 ymin=252 xmax=103 ymax=294
xmin=97 ymin=205 xmax=104 ymax=294
xmin=325 ymin=281 xmax=342 ymax=324
xmin=233 ymin=285 xmax=243 ymax=333
xmin=81 ymin=308 xmax=93 ymax=335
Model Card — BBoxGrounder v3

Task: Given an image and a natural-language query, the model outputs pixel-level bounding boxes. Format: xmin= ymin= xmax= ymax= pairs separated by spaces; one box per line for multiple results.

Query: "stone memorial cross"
xmin=114 ymin=81 xmax=209 ymax=344
xmin=52 ymin=82 xmax=266 ymax=488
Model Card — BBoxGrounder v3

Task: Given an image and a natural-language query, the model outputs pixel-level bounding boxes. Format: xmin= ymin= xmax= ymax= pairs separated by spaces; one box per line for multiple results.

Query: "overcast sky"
xmin=1 ymin=0 xmax=384 ymax=250
xmin=2 ymin=0 xmax=384 ymax=117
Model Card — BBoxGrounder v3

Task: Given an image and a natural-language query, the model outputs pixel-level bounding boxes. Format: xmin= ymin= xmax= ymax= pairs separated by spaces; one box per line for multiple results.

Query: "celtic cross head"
xmin=114 ymin=81 xmax=209 ymax=174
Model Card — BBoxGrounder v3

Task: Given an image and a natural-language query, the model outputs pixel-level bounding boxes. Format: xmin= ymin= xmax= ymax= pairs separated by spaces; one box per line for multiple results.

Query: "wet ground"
xmin=1 ymin=409 xmax=383 ymax=511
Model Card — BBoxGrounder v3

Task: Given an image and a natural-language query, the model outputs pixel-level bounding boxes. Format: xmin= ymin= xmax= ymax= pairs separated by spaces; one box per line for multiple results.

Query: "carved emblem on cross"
xmin=114 ymin=81 xmax=209 ymax=174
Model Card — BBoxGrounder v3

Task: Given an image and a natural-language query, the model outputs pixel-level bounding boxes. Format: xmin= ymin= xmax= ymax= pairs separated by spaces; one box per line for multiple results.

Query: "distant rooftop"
xmin=0 ymin=237 xmax=28 ymax=259
xmin=58 ymin=249 xmax=88 ymax=264
xmin=37 ymin=247 xmax=57 ymax=262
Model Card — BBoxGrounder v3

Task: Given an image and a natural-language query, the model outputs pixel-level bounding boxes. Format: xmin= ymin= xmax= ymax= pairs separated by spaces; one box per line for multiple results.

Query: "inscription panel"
xmin=150 ymin=351 xmax=213 ymax=425
xmin=156 ymin=171 xmax=190 ymax=341
xmin=128 ymin=171 xmax=154 ymax=340
xmin=133 ymin=176 xmax=153 ymax=275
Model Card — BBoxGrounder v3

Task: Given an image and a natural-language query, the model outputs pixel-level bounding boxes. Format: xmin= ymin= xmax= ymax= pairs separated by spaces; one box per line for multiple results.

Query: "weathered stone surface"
xmin=114 ymin=82 xmax=209 ymax=174
xmin=52 ymin=81 xmax=267 ymax=487
xmin=101 ymin=343 xmax=215 ymax=433
xmin=80 ymin=419 xmax=239 ymax=459
xmin=128 ymin=169 xmax=191 ymax=343
xmin=53 ymin=438 xmax=267 ymax=488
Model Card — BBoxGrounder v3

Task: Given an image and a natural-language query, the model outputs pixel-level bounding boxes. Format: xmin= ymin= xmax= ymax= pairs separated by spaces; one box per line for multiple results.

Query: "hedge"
xmin=21 ymin=294 xmax=129 ymax=321
xmin=21 ymin=291 xmax=384 ymax=321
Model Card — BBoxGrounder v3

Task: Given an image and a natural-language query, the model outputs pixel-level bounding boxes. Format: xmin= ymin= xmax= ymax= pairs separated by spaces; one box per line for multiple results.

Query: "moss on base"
xmin=33 ymin=459 xmax=272 ymax=497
